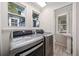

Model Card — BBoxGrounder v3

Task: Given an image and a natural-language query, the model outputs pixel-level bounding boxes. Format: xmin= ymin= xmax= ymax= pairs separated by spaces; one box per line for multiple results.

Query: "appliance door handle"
xmin=20 ymin=42 xmax=43 ymax=56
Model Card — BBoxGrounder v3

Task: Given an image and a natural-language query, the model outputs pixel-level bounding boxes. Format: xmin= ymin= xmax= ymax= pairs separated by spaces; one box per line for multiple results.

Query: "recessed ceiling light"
xmin=36 ymin=2 xmax=46 ymax=7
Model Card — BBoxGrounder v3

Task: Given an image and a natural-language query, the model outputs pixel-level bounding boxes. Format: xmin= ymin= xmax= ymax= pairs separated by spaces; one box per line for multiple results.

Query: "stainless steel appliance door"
xmin=15 ymin=42 xmax=44 ymax=56
xmin=20 ymin=42 xmax=43 ymax=56
xmin=44 ymin=35 xmax=53 ymax=56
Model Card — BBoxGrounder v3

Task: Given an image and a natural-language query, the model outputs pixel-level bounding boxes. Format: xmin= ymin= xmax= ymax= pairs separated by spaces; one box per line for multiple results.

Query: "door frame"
xmin=72 ymin=2 xmax=77 ymax=56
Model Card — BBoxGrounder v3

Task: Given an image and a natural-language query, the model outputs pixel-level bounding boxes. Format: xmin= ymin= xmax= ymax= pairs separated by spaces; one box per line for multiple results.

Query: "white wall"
xmin=39 ymin=2 xmax=72 ymax=34
xmin=71 ymin=2 xmax=79 ymax=56
xmin=0 ymin=2 xmax=41 ymax=29
xmin=39 ymin=6 xmax=55 ymax=34
xmin=0 ymin=2 xmax=41 ymax=55
xmin=0 ymin=2 xmax=9 ymax=55
xmin=16 ymin=2 xmax=41 ymax=28
xmin=39 ymin=3 xmax=72 ymax=55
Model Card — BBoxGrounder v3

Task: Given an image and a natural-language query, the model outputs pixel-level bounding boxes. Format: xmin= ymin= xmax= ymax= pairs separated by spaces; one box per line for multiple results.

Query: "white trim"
xmin=72 ymin=3 xmax=77 ymax=56
xmin=32 ymin=10 xmax=40 ymax=29
xmin=12 ymin=2 xmax=26 ymax=8
xmin=0 ymin=2 xmax=2 ymax=55
xmin=56 ymin=13 xmax=68 ymax=34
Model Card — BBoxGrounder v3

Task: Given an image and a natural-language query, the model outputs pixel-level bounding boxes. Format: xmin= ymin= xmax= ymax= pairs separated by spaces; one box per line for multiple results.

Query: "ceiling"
xmin=45 ymin=2 xmax=72 ymax=9
xmin=46 ymin=2 xmax=72 ymax=5
xmin=27 ymin=2 xmax=72 ymax=11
